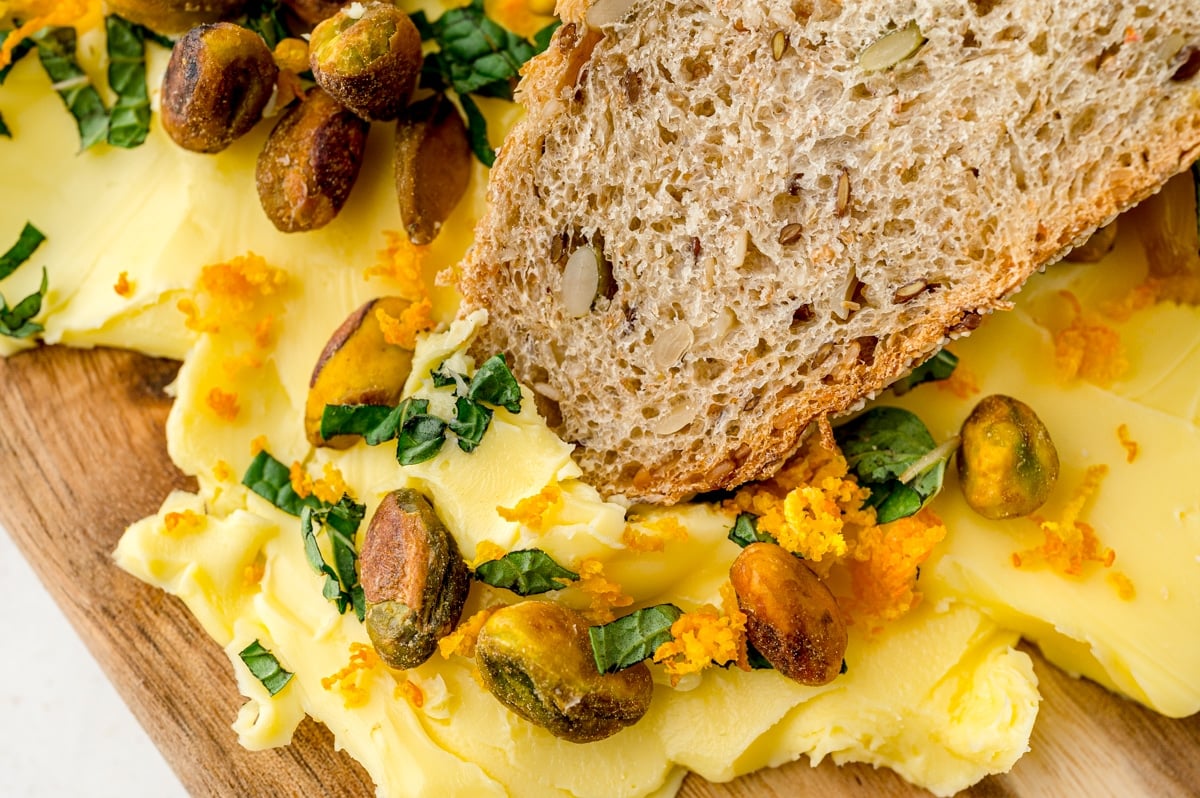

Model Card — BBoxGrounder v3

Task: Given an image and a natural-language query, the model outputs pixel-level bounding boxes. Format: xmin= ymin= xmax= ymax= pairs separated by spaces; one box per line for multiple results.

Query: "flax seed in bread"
xmin=456 ymin=0 xmax=1200 ymax=504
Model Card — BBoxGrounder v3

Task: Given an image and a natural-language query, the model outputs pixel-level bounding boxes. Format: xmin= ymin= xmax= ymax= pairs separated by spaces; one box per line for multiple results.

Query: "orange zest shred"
xmin=366 ymin=230 xmax=431 ymax=303
xmin=250 ymin=434 xmax=269 ymax=455
xmin=1015 ymin=465 xmax=1114 ymax=575
xmin=622 ymin=515 xmax=689 ymax=552
xmin=213 ymin=460 xmax=234 ymax=482
xmin=376 ymin=300 xmax=434 ymax=349
xmin=1116 ymin=424 xmax=1139 ymax=463
xmin=497 ymin=483 xmax=563 ymax=532
xmin=653 ymin=585 xmax=748 ymax=685
xmin=0 ymin=0 xmax=92 ymax=69
xmin=438 ymin=606 xmax=498 ymax=659
xmin=572 ymin=558 xmax=633 ymax=623
xmin=242 ymin=559 xmax=266 ymax=588
xmin=469 ymin=540 xmax=509 ymax=569
xmin=1053 ymin=291 xmax=1128 ymax=385
xmin=321 ymin=643 xmax=382 ymax=708
xmin=289 ymin=461 xmax=313 ymax=499
xmin=1107 ymin=571 xmax=1137 ymax=601
xmin=846 ymin=508 xmax=947 ymax=622
xmin=253 ymin=315 xmax=275 ymax=350
xmin=312 ymin=463 xmax=348 ymax=504
xmin=206 ymin=387 xmax=240 ymax=421
xmin=179 ymin=253 xmax=287 ymax=336
xmin=162 ymin=509 xmax=206 ymax=536
xmin=396 ymin=678 xmax=425 ymax=708
xmin=726 ymin=437 xmax=871 ymax=563
xmin=113 ymin=271 xmax=134 ymax=298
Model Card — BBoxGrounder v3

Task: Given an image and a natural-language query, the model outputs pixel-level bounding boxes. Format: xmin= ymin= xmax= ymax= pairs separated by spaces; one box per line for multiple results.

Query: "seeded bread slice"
xmin=456 ymin=0 xmax=1200 ymax=504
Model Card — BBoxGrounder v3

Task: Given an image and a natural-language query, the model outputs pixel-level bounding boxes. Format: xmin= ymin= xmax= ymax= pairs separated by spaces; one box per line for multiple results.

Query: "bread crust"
xmin=457 ymin=0 xmax=1200 ymax=503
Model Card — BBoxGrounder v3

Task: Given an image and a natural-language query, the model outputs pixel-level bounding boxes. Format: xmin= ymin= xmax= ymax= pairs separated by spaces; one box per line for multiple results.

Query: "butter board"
xmin=0 ymin=344 xmax=1196 ymax=797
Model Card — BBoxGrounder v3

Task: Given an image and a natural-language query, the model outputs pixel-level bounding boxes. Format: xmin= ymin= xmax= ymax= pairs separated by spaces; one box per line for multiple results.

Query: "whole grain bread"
xmin=456 ymin=0 xmax=1200 ymax=504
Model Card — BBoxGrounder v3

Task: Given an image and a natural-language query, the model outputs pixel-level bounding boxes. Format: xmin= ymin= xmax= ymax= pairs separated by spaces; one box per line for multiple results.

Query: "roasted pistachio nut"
xmin=304 ymin=296 xmax=415 ymax=447
xmin=105 ymin=0 xmax=247 ymax=35
xmin=1064 ymin=221 xmax=1119 ymax=263
xmin=308 ymin=1 xmax=423 ymax=121
xmin=255 ymin=87 xmax=369 ymax=232
xmin=476 ymin=601 xmax=653 ymax=743
xmin=361 ymin=489 xmax=470 ymax=670
xmin=394 ymin=94 xmax=473 ymax=245
xmin=160 ymin=23 xmax=279 ymax=153
xmin=281 ymin=0 xmax=349 ymax=27
xmin=730 ymin=542 xmax=848 ymax=686
xmin=957 ymin=394 xmax=1060 ymax=520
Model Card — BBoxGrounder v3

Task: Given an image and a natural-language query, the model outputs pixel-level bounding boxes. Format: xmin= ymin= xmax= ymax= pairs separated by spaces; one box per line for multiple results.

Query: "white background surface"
xmin=0 ymin=529 xmax=187 ymax=798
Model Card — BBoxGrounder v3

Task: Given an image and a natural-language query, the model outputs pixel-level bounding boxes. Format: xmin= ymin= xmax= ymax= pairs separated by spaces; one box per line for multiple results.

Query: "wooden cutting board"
xmin=0 ymin=344 xmax=1197 ymax=797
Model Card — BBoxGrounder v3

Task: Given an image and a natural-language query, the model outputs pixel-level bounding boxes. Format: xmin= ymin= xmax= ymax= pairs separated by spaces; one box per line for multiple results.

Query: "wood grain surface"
xmin=0 ymin=344 xmax=1197 ymax=797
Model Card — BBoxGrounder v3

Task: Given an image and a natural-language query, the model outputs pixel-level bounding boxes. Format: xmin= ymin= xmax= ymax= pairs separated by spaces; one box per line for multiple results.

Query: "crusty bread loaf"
xmin=456 ymin=0 xmax=1200 ymax=504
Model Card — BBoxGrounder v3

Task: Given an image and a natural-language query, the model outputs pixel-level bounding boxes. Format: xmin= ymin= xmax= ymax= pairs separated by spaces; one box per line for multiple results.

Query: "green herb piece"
xmin=241 ymin=449 xmax=322 ymax=517
xmin=396 ymin=402 xmax=449 ymax=465
xmin=410 ymin=0 xmax=554 ymax=165
xmin=588 ymin=604 xmax=683 ymax=674
xmin=430 ymin=362 xmax=465 ymax=389
xmin=320 ymin=403 xmax=402 ymax=445
xmin=0 ymin=222 xmax=46 ymax=281
xmin=0 ymin=267 xmax=47 ymax=339
xmin=238 ymin=640 xmax=294 ymax=695
xmin=468 ymin=353 xmax=522 ymax=413
xmin=301 ymin=496 xmax=368 ymax=620
xmin=834 ymin=406 xmax=947 ymax=524
xmin=35 ymin=27 xmax=109 ymax=150
xmin=105 ymin=16 xmax=151 ymax=148
xmin=0 ymin=111 xmax=9 ymax=138
xmin=473 ymin=548 xmax=579 ymax=595
xmin=890 ymin=349 xmax=958 ymax=396
xmin=0 ymin=31 xmax=36 ymax=85
xmin=449 ymin=395 xmax=492 ymax=452
xmin=241 ymin=0 xmax=290 ymax=51
xmin=727 ymin=512 xmax=778 ymax=548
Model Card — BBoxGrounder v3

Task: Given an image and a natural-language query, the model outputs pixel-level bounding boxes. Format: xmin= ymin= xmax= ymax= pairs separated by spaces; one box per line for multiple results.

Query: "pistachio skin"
xmin=255 ymin=88 xmax=369 ymax=232
xmin=957 ymin=394 xmax=1060 ymax=520
xmin=476 ymin=601 xmax=654 ymax=743
xmin=395 ymin=94 xmax=473 ymax=245
xmin=106 ymin=0 xmax=247 ymax=35
xmin=305 ymin=296 xmax=415 ymax=448
xmin=360 ymin=489 xmax=470 ymax=670
xmin=161 ymin=23 xmax=279 ymax=153
xmin=730 ymin=542 xmax=848 ymax=686
xmin=309 ymin=1 xmax=423 ymax=121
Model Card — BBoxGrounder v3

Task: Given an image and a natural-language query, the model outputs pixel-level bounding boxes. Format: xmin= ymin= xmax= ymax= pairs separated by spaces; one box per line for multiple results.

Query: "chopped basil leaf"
xmin=105 ymin=16 xmax=151 ymax=148
xmin=0 ymin=267 xmax=47 ymax=339
xmin=890 ymin=349 xmax=958 ymax=396
xmin=473 ymin=548 xmax=579 ymax=595
xmin=457 ymin=91 xmax=495 ymax=166
xmin=468 ymin=353 xmax=522 ymax=413
xmin=396 ymin=407 xmax=449 ymax=465
xmin=589 ymin=604 xmax=683 ymax=674
xmin=238 ymin=640 xmax=294 ymax=695
xmin=430 ymin=362 xmax=462 ymax=389
xmin=450 ymin=395 xmax=492 ymax=452
xmin=727 ymin=512 xmax=778 ymax=548
xmin=241 ymin=449 xmax=321 ymax=516
xmin=301 ymin=496 xmax=368 ymax=620
xmin=35 ymin=27 xmax=109 ymax=150
xmin=321 ymin=403 xmax=401 ymax=445
xmin=241 ymin=0 xmax=290 ymax=50
xmin=834 ymin=406 xmax=947 ymax=524
xmin=410 ymin=0 xmax=552 ymax=165
xmin=0 ymin=222 xmax=46 ymax=281
xmin=0 ymin=111 xmax=9 ymax=138
xmin=0 ymin=31 xmax=36 ymax=85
